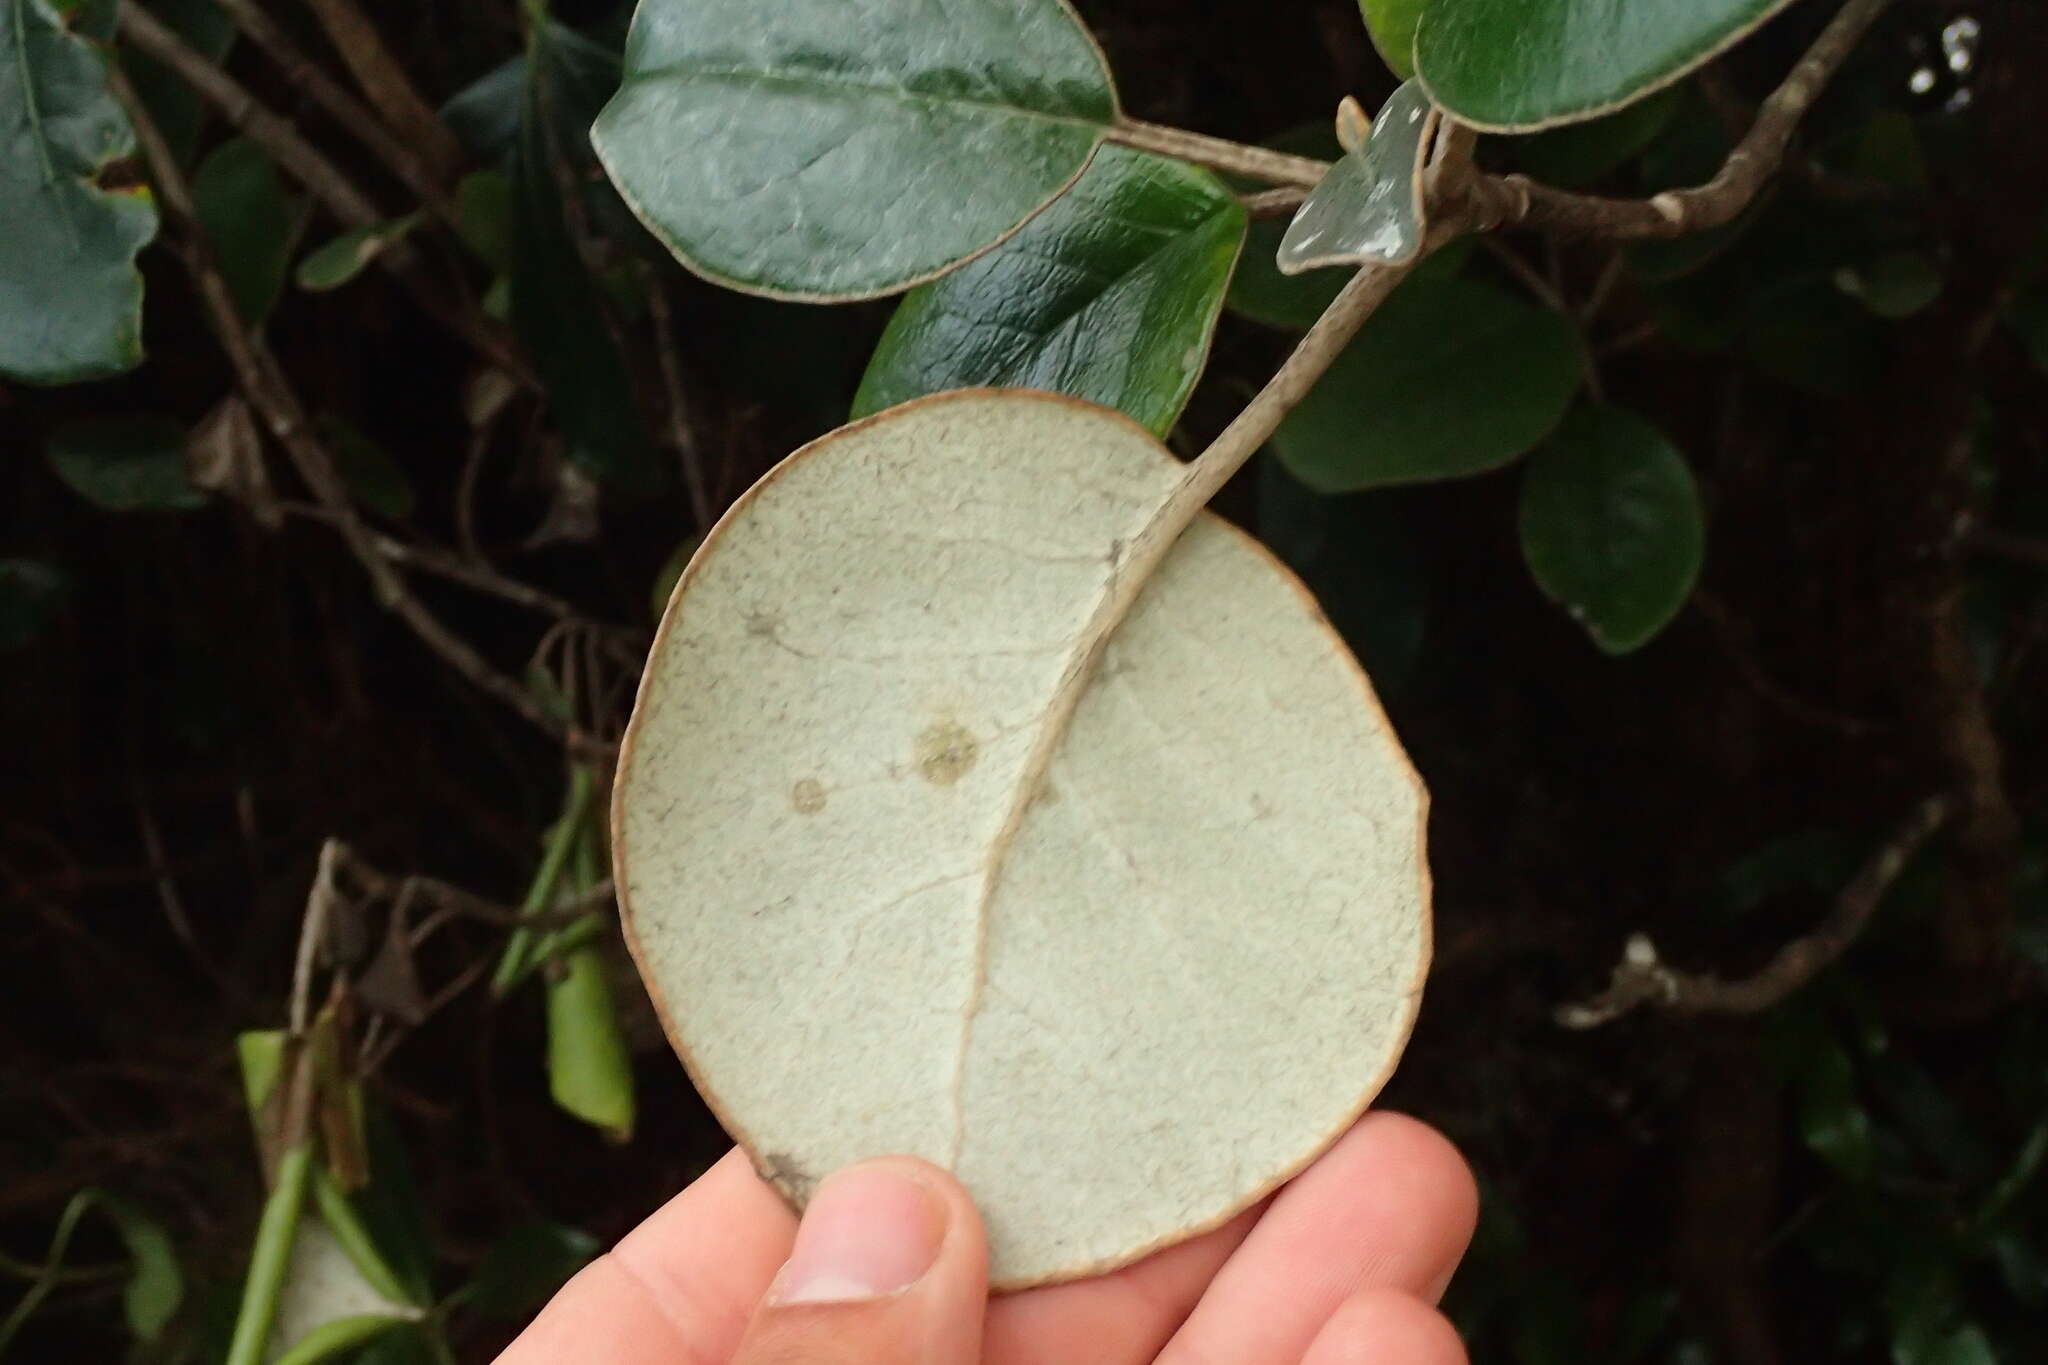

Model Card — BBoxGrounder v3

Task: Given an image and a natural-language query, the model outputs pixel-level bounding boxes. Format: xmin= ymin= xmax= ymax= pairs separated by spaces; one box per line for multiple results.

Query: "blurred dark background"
xmin=4 ymin=0 xmax=2045 ymax=1361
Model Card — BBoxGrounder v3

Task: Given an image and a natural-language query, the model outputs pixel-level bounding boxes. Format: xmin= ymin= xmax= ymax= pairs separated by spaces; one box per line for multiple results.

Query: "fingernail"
xmin=768 ymin=1162 xmax=947 ymax=1305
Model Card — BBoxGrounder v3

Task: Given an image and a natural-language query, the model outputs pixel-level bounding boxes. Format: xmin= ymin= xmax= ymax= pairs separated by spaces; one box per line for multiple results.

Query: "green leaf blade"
xmin=1360 ymin=0 xmax=1426 ymax=79
xmin=852 ymin=145 xmax=1243 ymax=435
xmin=592 ymin=0 xmax=1116 ymax=299
xmin=1 ymin=0 xmax=159 ymax=383
xmin=1270 ymin=276 xmax=1583 ymax=491
xmin=46 ymin=415 xmax=205 ymax=511
xmin=1415 ymin=0 xmax=1801 ymax=131
xmin=1517 ymin=401 xmax=1704 ymax=653
xmin=193 ymin=136 xmax=294 ymax=321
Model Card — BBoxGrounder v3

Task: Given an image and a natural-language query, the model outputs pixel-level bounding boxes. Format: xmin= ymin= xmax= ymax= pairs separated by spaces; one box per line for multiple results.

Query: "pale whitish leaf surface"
xmin=268 ymin=1222 xmax=420 ymax=1364
xmin=1278 ymin=81 xmax=1436 ymax=274
xmin=616 ymin=391 xmax=1430 ymax=1287
xmin=592 ymin=0 xmax=1116 ymax=300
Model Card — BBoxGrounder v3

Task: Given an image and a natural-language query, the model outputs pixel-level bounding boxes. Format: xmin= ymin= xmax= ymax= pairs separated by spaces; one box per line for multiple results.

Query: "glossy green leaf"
xmin=270 ymin=1314 xmax=411 ymax=1365
xmin=1415 ymin=0 xmax=1802 ymax=130
xmin=0 ymin=559 xmax=69 ymax=651
xmin=852 ymin=146 xmax=1243 ymax=435
xmin=1360 ymin=0 xmax=1426 ymax=79
xmin=546 ymin=945 xmax=636 ymax=1140
xmin=1744 ymin=276 xmax=1884 ymax=396
xmin=46 ymin=416 xmax=206 ymax=511
xmin=465 ymin=1221 xmax=600 ymax=1319
xmin=1271 ymin=277 xmax=1582 ymax=491
xmin=315 ymin=416 xmax=416 ymax=520
xmin=193 ymin=137 xmax=294 ymax=321
xmin=1513 ymin=84 xmax=1682 ymax=188
xmin=296 ymin=216 xmax=420 ymax=293
xmin=591 ymin=0 xmax=1117 ymax=300
xmin=1279 ymin=80 xmax=1435 ymax=273
xmin=1518 ymin=402 xmax=1703 ymax=653
xmin=1 ymin=0 xmax=159 ymax=383
xmin=514 ymin=24 xmax=659 ymax=490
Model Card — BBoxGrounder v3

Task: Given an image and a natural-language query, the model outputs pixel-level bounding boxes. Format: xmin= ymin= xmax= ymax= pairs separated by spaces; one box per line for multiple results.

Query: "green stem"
xmin=223 ymin=1144 xmax=314 ymax=1365
xmin=0 ymin=1192 xmax=97 ymax=1355
xmin=490 ymin=766 xmax=598 ymax=995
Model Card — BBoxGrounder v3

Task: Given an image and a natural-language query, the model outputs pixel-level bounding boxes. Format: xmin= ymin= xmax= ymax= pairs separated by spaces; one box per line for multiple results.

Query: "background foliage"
xmin=4 ymin=0 xmax=2047 ymax=1361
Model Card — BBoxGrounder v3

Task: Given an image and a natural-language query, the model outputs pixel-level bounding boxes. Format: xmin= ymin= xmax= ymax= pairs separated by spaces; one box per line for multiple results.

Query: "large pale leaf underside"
xmin=616 ymin=391 xmax=1430 ymax=1286
xmin=591 ymin=0 xmax=1117 ymax=300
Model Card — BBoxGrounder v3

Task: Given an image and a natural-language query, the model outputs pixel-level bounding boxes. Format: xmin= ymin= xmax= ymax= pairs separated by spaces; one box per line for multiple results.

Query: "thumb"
xmin=733 ymin=1156 xmax=988 ymax=1365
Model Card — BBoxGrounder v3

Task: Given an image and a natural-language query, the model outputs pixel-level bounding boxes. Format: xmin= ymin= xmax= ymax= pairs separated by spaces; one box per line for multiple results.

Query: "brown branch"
xmin=647 ymin=278 xmax=716 ymax=531
xmin=1465 ymin=0 xmax=1890 ymax=240
xmin=115 ymin=3 xmax=530 ymax=384
xmin=299 ymin=0 xmax=463 ymax=181
xmin=1108 ymin=118 xmax=1330 ymax=187
xmin=1241 ymin=186 xmax=1306 ymax=219
xmin=1557 ymin=796 xmax=1950 ymax=1027
xmin=113 ymin=72 xmax=568 ymax=742
xmin=205 ymin=0 xmax=460 ymax=221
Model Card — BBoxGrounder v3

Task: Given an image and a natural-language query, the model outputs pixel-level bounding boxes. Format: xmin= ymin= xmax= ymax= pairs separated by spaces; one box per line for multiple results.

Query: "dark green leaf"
xmin=101 ymin=1194 xmax=182 ymax=1342
xmin=1797 ymin=1040 xmax=1876 ymax=1183
xmin=1517 ymin=401 xmax=1703 ymax=653
xmin=46 ymin=416 xmax=205 ymax=511
xmin=442 ymin=54 xmax=525 ymax=164
xmin=1841 ymin=110 xmax=1930 ymax=192
xmin=1258 ymin=458 xmax=1428 ymax=694
xmin=1 ymin=0 xmax=159 ymax=383
xmin=1712 ymin=829 xmax=1858 ymax=918
xmin=1913 ymin=1325 xmax=1999 ymax=1365
xmin=465 ymin=1221 xmax=601 ymax=1319
xmin=192 ymin=136 xmax=295 ymax=321
xmin=296 ymin=216 xmax=421 ymax=293
xmin=650 ymin=536 xmax=700 ymax=623
xmin=456 ymin=170 xmax=514 ymax=273
xmin=1278 ymin=80 xmax=1434 ymax=272
xmin=1272 ymin=277 xmax=1582 ymax=491
xmin=1744 ymin=275 xmax=1885 ymax=396
xmin=591 ymin=0 xmax=1117 ymax=299
xmin=547 ymin=946 xmax=636 ymax=1140
xmin=514 ymin=25 xmax=659 ymax=490
xmin=1415 ymin=0 xmax=1801 ymax=130
xmin=0 ymin=559 xmax=69 ymax=651
xmin=853 ymin=145 xmax=1243 ymax=435
xmin=1360 ymin=0 xmax=1426 ymax=79
xmin=1839 ymin=250 xmax=1943 ymax=320
xmin=124 ymin=0 xmax=234 ymax=166
xmin=1513 ymin=85 xmax=1682 ymax=188
xmin=315 ymin=417 xmax=416 ymax=520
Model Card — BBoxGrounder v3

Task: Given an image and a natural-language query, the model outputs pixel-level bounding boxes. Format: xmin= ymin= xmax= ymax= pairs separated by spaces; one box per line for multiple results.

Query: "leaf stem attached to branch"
xmin=1108 ymin=117 xmax=1329 ymax=187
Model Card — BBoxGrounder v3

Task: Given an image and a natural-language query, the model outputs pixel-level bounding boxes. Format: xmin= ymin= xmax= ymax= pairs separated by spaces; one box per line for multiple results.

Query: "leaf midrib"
xmin=626 ymin=61 xmax=1113 ymax=132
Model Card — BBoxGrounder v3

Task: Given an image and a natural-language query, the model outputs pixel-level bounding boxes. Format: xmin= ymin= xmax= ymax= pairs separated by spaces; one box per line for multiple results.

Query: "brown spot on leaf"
xmin=791 ymin=778 xmax=826 ymax=814
xmin=915 ymin=720 xmax=979 ymax=786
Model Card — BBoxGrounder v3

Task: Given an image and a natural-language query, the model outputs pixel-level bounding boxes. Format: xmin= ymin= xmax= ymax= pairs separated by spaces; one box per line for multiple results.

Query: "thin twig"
xmin=1557 ymin=796 xmax=1950 ymax=1027
xmin=1467 ymin=0 xmax=1891 ymax=240
xmin=289 ymin=840 xmax=345 ymax=1036
xmin=205 ymin=0 xmax=460 ymax=220
xmin=299 ymin=0 xmax=463 ymax=180
xmin=647 ymin=277 xmax=716 ymax=531
xmin=1241 ymin=186 xmax=1307 ymax=219
xmin=1109 ymin=118 xmax=1329 ymax=187
xmin=1971 ymin=527 xmax=2048 ymax=570
xmin=113 ymin=72 xmax=568 ymax=741
xmin=115 ymin=3 xmax=530 ymax=384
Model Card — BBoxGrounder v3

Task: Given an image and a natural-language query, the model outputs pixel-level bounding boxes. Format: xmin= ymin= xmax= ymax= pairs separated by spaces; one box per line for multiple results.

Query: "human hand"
xmin=497 ymin=1111 xmax=1476 ymax=1365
